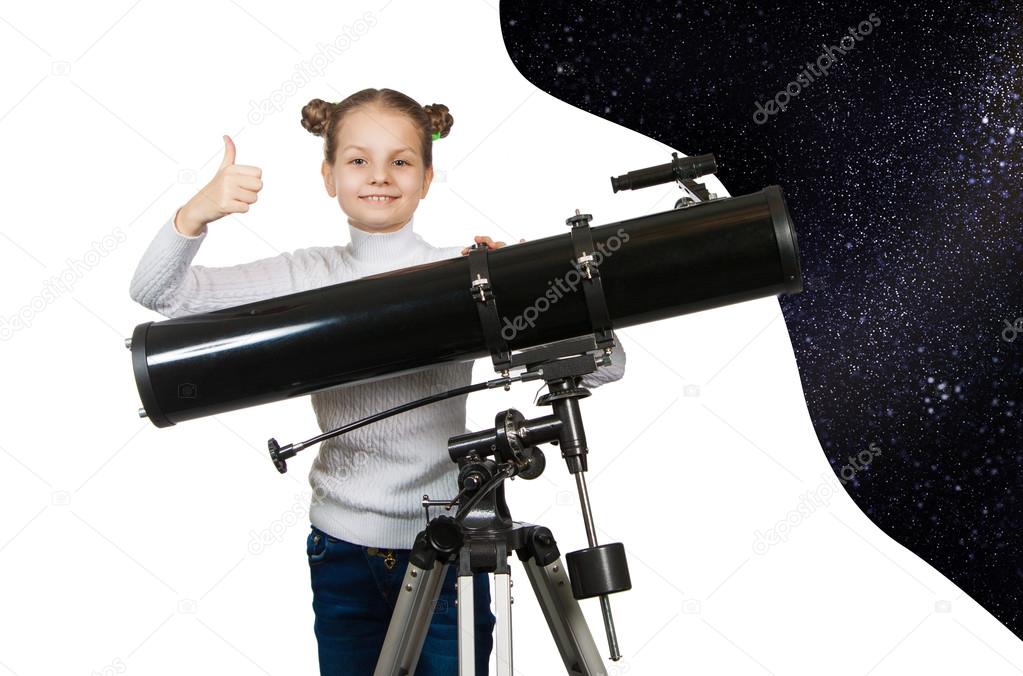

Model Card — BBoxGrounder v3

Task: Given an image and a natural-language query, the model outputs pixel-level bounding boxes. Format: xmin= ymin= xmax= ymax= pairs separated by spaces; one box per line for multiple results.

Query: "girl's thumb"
xmin=219 ymin=135 xmax=236 ymax=170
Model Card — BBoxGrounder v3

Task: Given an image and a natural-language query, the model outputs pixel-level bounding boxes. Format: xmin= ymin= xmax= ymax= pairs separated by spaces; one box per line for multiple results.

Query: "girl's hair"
xmin=301 ymin=88 xmax=453 ymax=168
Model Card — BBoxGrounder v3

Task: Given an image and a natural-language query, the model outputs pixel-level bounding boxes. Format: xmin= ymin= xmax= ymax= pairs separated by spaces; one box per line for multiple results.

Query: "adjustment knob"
xmin=518 ymin=448 xmax=546 ymax=480
xmin=268 ymin=438 xmax=288 ymax=474
xmin=426 ymin=515 xmax=464 ymax=555
xmin=566 ymin=209 xmax=592 ymax=228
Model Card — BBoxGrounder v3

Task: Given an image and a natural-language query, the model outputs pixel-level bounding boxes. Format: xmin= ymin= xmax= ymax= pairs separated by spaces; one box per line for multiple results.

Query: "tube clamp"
xmin=467 ymin=244 xmax=512 ymax=370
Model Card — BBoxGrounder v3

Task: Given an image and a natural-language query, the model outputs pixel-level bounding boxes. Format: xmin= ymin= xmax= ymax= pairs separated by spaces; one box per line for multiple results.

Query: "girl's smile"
xmin=359 ymin=193 xmax=399 ymax=205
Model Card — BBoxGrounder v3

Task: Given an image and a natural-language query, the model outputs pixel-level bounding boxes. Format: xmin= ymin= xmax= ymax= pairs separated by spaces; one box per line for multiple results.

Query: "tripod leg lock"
xmin=515 ymin=526 xmax=561 ymax=567
xmin=409 ymin=516 xmax=464 ymax=570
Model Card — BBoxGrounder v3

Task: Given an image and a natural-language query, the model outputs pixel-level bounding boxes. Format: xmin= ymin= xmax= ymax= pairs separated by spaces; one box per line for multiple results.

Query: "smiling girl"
xmin=129 ymin=87 xmax=625 ymax=675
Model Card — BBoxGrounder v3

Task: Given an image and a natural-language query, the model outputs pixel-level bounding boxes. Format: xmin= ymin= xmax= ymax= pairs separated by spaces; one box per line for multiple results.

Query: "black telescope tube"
xmin=132 ymin=186 xmax=802 ymax=427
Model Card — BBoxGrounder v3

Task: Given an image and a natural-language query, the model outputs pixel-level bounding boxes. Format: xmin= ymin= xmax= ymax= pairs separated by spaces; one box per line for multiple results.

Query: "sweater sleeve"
xmin=128 ymin=213 xmax=331 ymax=318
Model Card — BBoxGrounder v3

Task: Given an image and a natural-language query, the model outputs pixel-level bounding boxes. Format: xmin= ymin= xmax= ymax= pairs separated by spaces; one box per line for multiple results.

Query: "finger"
xmin=474 ymin=235 xmax=493 ymax=243
xmin=490 ymin=241 xmax=506 ymax=249
xmin=233 ymin=175 xmax=263 ymax=192
xmin=230 ymin=165 xmax=262 ymax=178
xmin=225 ymin=199 xmax=250 ymax=213
xmin=519 ymin=238 xmax=526 ymax=243
xmin=219 ymin=135 xmax=236 ymax=170
xmin=232 ymin=188 xmax=259 ymax=204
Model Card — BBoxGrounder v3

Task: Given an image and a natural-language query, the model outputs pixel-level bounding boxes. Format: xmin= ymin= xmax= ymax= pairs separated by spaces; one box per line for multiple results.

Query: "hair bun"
xmin=301 ymin=98 xmax=336 ymax=137
xmin=423 ymin=103 xmax=453 ymax=139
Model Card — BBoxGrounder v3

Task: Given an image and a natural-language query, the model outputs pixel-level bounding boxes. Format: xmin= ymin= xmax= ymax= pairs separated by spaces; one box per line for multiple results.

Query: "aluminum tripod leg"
xmin=521 ymin=555 xmax=607 ymax=676
xmin=493 ymin=572 xmax=513 ymax=676
xmin=374 ymin=560 xmax=449 ymax=676
xmin=458 ymin=570 xmax=513 ymax=676
xmin=458 ymin=544 xmax=515 ymax=674
xmin=457 ymin=572 xmax=475 ymax=676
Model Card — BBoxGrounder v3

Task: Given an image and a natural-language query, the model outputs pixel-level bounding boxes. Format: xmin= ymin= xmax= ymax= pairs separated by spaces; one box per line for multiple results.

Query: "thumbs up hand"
xmin=174 ymin=135 xmax=263 ymax=236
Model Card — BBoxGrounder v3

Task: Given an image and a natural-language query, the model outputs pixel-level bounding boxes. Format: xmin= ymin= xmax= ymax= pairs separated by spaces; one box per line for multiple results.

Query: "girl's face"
xmin=321 ymin=105 xmax=434 ymax=234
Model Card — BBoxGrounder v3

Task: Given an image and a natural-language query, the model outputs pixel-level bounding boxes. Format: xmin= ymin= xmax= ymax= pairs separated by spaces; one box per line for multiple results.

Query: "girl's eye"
xmin=349 ymin=158 xmax=409 ymax=166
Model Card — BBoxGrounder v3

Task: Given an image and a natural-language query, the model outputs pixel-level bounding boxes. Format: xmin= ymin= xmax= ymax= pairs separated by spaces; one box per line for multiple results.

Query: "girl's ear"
xmin=321 ymin=160 xmax=336 ymax=198
xmin=420 ymin=165 xmax=434 ymax=199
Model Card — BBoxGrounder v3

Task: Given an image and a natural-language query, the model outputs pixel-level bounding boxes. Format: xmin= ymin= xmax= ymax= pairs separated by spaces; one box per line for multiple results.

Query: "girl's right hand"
xmin=174 ymin=135 xmax=263 ymax=236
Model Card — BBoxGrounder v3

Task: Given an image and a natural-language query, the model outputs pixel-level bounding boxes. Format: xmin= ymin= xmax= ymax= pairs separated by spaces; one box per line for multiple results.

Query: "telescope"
xmin=126 ymin=152 xmax=804 ymax=674
xmin=129 ymin=184 xmax=801 ymax=428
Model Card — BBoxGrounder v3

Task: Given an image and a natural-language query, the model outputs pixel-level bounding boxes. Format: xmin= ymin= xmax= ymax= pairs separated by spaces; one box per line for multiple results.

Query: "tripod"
xmin=373 ymin=345 xmax=632 ymax=676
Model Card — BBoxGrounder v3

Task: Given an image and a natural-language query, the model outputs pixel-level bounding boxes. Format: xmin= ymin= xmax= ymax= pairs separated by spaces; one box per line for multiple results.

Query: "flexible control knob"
xmin=268 ymin=438 xmax=288 ymax=474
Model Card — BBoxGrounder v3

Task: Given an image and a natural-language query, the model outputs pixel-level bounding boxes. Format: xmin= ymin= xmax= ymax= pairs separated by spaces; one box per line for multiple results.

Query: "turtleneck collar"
xmin=347 ymin=215 xmax=419 ymax=264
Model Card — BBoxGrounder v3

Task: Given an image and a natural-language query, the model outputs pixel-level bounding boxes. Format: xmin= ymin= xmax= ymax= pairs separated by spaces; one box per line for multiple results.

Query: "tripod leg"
xmin=492 ymin=571 xmax=513 ymax=676
xmin=521 ymin=555 xmax=607 ymax=676
xmin=456 ymin=566 xmax=480 ymax=676
xmin=374 ymin=559 xmax=449 ymax=676
xmin=459 ymin=550 xmax=514 ymax=676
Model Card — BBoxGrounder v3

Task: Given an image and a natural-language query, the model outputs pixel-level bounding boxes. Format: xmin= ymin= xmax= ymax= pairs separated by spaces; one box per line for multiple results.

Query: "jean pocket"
xmin=306 ymin=526 xmax=331 ymax=566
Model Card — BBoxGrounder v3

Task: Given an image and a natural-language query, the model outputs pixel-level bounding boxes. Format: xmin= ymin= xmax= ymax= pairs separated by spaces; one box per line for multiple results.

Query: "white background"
xmin=1 ymin=1 xmax=1021 ymax=674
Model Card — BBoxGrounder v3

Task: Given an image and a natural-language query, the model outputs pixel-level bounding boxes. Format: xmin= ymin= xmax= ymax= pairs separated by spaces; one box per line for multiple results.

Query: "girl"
xmin=129 ymin=87 xmax=626 ymax=675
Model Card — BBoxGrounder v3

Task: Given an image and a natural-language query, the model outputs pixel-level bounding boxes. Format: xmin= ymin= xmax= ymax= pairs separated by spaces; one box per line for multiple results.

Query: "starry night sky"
xmin=501 ymin=1 xmax=1022 ymax=636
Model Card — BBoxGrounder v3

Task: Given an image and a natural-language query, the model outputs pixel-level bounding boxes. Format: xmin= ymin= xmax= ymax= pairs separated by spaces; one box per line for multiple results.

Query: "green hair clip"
xmin=432 ymin=130 xmax=441 ymax=140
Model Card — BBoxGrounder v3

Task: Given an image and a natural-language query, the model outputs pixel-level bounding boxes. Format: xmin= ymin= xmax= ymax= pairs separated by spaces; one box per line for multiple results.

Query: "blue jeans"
xmin=307 ymin=524 xmax=496 ymax=675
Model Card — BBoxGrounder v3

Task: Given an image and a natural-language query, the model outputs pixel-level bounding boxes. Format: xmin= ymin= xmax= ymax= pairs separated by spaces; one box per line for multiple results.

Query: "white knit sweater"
xmin=129 ymin=213 xmax=626 ymax=548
